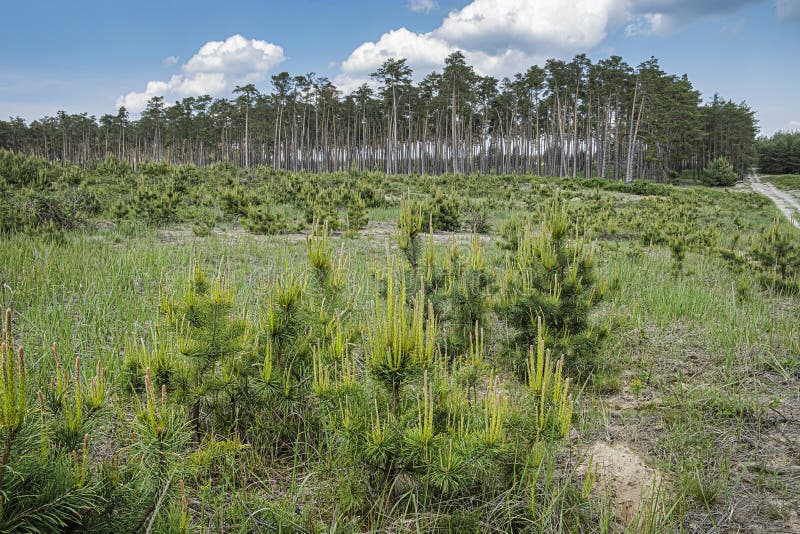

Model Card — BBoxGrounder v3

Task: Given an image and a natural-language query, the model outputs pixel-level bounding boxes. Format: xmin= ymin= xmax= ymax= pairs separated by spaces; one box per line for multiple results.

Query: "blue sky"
xmin=1 ymin=0 xmax=798 ymax=134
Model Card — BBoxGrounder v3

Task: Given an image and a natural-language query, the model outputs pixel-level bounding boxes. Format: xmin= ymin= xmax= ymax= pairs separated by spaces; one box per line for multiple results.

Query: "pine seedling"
xmin=483 ymin=373 xmax=506 ymax=448
xmin=0 ymin=308 xmax=26 ymax=499
xmin=364 ymin=399 xmax=389 ymax=467
xmin=260 ymin=335 xmax=274 ymax=384
xmin=346 ymin=194 xmax=368 ymax=232
xmin=527 ymin=318 xmax=574 ymax=437
xmin=409 ymin=371 xmax=435 ymax=461
xmin=65 ymin=356 xmax=83 ymax=435
xmin=134 ymin=368 xmax=189 ymax=484
xmin=1 ymin=309 xmax=26 ymax=435
xmin=312 ymin=344 xmax=332 ymax=395
xmin=165 ymin=258 xmax=248 ymax=440
xmin=72 ymin=433 xmax=90 ymax=487
xmin=367 ymin=261 xmax=436 ymax=412
xmin=90 ymin=360 xmax=106 ymax=410
xmin=503 ymin=198 xmax=604 ymax=377
xmin=178 ymin=478 xmax=190 ymax=533
xmin=397 ymin=193 xmax=424 ymax=280
xmin=581 ymin=456 xmax=597 ymax=499
xmin=424 ymin=221 xmax=435 ymax=283
xmin=307 ymin=220 xmax=332 ymax=273
xmin=37 ymin=390 xmax=48 ymax=463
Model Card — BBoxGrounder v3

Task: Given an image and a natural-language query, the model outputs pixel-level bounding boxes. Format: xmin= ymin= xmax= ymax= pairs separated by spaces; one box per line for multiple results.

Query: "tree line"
xmin=757 ymin=131 xmax=800 ymax=175
xmin=0 ymin=53 xmax=758 ymax=181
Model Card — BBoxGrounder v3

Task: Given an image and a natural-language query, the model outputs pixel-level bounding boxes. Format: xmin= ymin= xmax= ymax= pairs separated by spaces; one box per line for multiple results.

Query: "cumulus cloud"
xmin=341 ymin=28 xmax=453 ymax=75
xmin=337 ymin=0 xmax=625 ymax=86
xmin=435 ymin=0 xmax=625 ymax=53
xmin=118 ymin=34 xmax=285 ymax=112
xmin=336 ymin=0 xmax=773 ymax=87
xmin=408 ymin=0 xmax=438 ymax=13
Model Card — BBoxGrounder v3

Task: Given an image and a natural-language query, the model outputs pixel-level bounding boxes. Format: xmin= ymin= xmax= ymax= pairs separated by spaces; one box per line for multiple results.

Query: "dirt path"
xmin=750 ymin=174 xmax=800 ymax=229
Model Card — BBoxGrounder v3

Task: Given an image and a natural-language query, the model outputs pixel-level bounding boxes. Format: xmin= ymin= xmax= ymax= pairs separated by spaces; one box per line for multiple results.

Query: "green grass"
xmin=761 ymin=174 xmax=800 ymax=191
xmin=1 ymin=162 xmax=798 ymax=532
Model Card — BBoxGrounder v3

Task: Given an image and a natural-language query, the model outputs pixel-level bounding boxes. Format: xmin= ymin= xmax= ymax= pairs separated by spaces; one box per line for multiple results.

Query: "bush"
xmin=425 ymin=189 xmax=462 ymax=232
xmin=499 ymin=198 xmax=607 ymax=377
xmin=0 ymin=186 xmax=90 ymax=234
xmin=243 ymin=205 xmax=286 ymax=235
xmin=345 ymin=194 xmax=368 ymax=231
xmin=749 ymin=221 xmax=800 ymax=293
xmin=701 ymin=157 xmax=738 ymax=187
xmin=128 ymin=183 xmax=180 ymax=225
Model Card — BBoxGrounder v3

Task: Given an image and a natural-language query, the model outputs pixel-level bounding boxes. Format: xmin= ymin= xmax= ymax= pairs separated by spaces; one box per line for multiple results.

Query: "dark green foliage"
xmin=757 ymin=132 xmax=800 ymax=175
xmin=243 ymin=205 xmax=285 ymax=235
xmin=0 ymin=185 xmax=93 ymax=234
xmin=159 ymin=261 xmax=250 ymax=440
xmin=464 ymin=200 xmax=491 ymax=233
xmin=220 ymin=185 xmax=255 ymax=218
xmin=0 ymin=148 xmax=55 ymax=186
xmin=701 ymin=157 xmax=738 ymax=187
xmin=425 ymin=188 xmax=462 ymax=231
xmin=397 ymin=193 xmax=425 ymax=282
xmin=303 ymin=187 xmax=341 ymax=231
xmin=500 ymin=199 xmax=606 ymax=376
xmin=125 ymin=181 xmax=181 ymax=225
xmin=669 ymin=234 xmax=687 ymax=276
xmin=432 ymin=236 xmax=493 ymax=354
xmin=345 ymin=194 xmax=368 ymax=231
xmin=749 ymin=222 xmax=800 ymax=293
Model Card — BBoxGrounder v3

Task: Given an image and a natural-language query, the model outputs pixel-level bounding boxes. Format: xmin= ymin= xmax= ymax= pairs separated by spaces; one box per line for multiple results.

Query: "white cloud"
xmin=337 ymin=0 xmax=629 ymax=84
xmin=161 ymin=55 xmax=180 ymax=68
xmin=341 ymin=28 xmax=454 ymax=75
xmin=118 ymin=34 xmax=285 ymax=112
xmin=435 ymin=0 xmax=625 ymax=53
xmin=408 ymin=0 xmax=438 ymax=13
xmin=336 ymin=0 xmax=774 ymax=87
xmin=332 ymin=73 xmax=377 ymax=95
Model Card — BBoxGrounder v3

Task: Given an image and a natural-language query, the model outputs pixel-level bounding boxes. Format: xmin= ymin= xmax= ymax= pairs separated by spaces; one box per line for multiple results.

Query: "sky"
xmin=1 ymin=0 xmax=798 ymax=135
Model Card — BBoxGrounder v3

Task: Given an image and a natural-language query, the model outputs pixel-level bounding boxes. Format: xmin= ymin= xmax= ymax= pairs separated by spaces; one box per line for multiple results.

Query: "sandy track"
xmin=750 ymin=174 xmax=800 ymax=229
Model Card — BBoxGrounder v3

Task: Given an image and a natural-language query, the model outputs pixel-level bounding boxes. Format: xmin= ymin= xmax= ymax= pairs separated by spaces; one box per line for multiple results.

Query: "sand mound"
xmin=580 ymin=441 xmax=662 ymax=525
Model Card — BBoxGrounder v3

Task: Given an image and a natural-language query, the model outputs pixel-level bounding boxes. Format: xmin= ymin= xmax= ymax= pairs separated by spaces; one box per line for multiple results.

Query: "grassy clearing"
xmin=1 ymin=160 xmax=798 ymax=532
xmin=762 ymin=174 xmax=800 ymax=192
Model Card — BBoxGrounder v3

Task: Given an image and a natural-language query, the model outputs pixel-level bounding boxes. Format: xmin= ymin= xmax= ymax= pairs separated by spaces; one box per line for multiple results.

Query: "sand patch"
xmin=580 ymin=441 xmax=663 ymax=525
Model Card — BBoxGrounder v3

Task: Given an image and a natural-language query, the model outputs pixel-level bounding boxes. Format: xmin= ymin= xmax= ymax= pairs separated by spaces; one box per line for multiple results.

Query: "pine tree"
xmin=500 ymin=199 xmax=606 ymax=376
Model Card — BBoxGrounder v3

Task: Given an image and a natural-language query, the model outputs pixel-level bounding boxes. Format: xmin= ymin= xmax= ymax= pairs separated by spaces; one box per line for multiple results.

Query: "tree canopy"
xmin=0 ymin=53 xmax=757 ymax=181
xmin=757 ymin=131 xmax=800 ymax=175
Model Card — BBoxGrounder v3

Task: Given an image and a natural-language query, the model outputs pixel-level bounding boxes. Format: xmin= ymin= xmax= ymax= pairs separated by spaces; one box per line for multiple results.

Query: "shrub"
xmin=701 ymin=157 xmax=738 ymax=186
xmin=220 ymin=185 xmax=254 ymax=218
xmin=0 ymin=186 xmax=90 ymax=234
xmin=499 ymin=198 xmax=607 ymax=377
xmin=425 ymin=188 xmax=462 ymax=231
xmin=346 ymin=194 xmax=368 ymax=231
xmin=466 ymin=201 xmax=492 ymax=234
xmin=158 ymin=260 xmax=249 ymax=441
xmin=243 ymin=205 xmax=285 ymax=235
xmin=128 ymin=182 xmax=180 ymax=225
xmin=749 ymin=221 xmax=800 ymax=293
